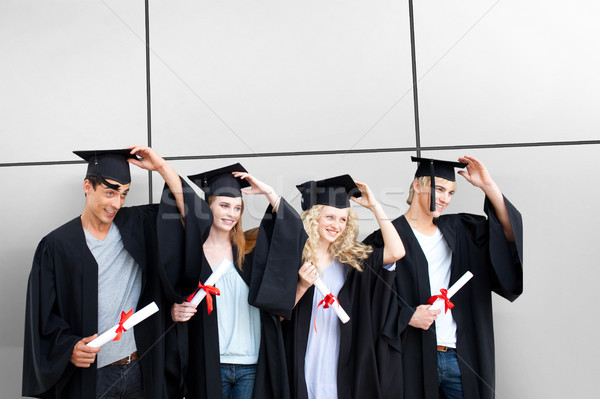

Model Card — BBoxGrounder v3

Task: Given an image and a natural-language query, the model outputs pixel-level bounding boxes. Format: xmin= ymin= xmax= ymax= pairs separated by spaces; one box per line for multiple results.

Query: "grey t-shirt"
xmin=84 ymin=223 xmax=142 ymax=368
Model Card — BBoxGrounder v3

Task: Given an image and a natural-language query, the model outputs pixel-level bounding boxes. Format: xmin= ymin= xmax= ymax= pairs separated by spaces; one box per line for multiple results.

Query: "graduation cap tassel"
xmin=429 ymin=161 xmax=436 ymax=212
xmin=98 ymin=174 xmax=121 ymax=191
xmin=411 ymin=156 xmax=468 ymax=213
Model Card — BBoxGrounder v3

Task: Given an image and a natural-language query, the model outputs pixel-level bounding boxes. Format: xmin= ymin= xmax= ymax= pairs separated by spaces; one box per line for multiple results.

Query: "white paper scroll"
xmin=189 ymin=258 xmax=233 ymax=306
xmin=428 ymin=271 xmax=474 ymax=312
xmin=87 ymin=302 xmax=159 ymax=348
xmin=314 ymin=277 xmax=350 ymax=324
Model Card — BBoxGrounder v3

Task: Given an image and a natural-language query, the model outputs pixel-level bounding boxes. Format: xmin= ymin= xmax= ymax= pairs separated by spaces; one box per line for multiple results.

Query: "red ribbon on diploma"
xmin=187 ymin=283 xmax=221 ymax=315
xmin=313 ymin=293 xmax=337 ymax=333
xmin=113 ymin=309 xmax=134 ymax=341
xmin=427 ymin=288 xmax=454 ymax=313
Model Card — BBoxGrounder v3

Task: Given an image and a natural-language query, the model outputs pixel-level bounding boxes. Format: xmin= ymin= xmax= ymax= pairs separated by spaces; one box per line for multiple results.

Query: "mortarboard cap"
xmin=296 ymin=174 xmax=361 ymax=211
xmin=73 ymin=149 xmax=138 ymax=190
xmin=188 ymin=163 xmax=250 ymax=198
xmin=411 ymin=156 xmax=467 ymax=212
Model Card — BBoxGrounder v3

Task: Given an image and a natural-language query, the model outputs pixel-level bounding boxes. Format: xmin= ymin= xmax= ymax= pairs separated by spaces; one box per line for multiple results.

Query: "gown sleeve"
xmin=22 ymin=236 xmax=80 ymax=396
xmin=157 ymin=178 xmax=213 ymax=303
xmin=362 ymin=247 xmax=398 ymax=330
xmin=247 ymin=198 xmax=308 ymax=320
xmin=363 ymin=226 xmax=385 ymax=248
xmin=362 ymin=226 xmax=405 ymax=349
xmin=483 ymin=195 xmax=523 ymax=301
xmin=350 ymin=247 xmax=403 ymax=399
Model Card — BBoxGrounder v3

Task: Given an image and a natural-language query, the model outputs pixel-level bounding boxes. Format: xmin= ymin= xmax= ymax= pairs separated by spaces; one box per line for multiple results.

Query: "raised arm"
xmin=234 ymin=171 xmax=281 ymax=212
xmin=457 ymin=155 xmax=515 ymax=242
xmin=351 ymin=181 xmax=405 ymax=264
xmin=127 ymin=145 xmax=184 ymax=217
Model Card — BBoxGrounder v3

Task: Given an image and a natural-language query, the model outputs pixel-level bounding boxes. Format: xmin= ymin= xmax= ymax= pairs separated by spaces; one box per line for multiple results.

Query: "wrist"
xmin=480 ymin=181 xmax=500 ymax=197
xmin=370 ymin=202 xmax=386 ymax=217
xmin=271 ymin=196 xmax=282 ymax=212
xmin=155 ymin=160 xmax=169 ymax=173
xmin=157 ymin=163 xmax=179 ymax=183
xmin=266 ymin=190 xmax=279 ymax=205
xmin=297 ymin=280 xmax=312 ymax=294
xmin=296 ymin=286 xmax=307 ymax=300
xmin=365 ymin=201 xmax=380 ymax=211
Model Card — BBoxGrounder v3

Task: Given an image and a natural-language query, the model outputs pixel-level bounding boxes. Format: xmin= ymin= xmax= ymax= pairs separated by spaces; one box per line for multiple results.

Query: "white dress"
xmin=304 ymin=259 xmax=347 ymax=399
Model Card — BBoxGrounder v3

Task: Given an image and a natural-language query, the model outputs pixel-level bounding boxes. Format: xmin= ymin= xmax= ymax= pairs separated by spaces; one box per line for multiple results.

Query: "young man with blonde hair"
xmin=364 ymin=155 xmax=523 ymax=399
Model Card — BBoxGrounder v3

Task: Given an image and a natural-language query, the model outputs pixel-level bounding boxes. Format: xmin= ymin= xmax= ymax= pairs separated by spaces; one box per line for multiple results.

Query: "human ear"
xmin=412 ymin=179 xmax=421 ymax=194
xmin=83 ymin=179 xmax=91 ymax=194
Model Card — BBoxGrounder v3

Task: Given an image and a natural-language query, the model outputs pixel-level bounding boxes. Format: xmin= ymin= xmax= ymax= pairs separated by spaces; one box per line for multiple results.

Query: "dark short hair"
xmin=84 ymin=175 xmax=101 ymax=189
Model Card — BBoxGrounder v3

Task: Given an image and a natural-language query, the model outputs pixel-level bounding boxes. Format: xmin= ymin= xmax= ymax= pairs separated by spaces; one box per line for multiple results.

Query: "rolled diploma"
xmin=313 ymin=277 xmax=350 ymax=324
xmin=87 ymin=302 xmax=159 ymax=348
xmin=428 ymin=271 xmax=474 ymax=311
xmin=189 ymin=259 xmax=233 ymax=306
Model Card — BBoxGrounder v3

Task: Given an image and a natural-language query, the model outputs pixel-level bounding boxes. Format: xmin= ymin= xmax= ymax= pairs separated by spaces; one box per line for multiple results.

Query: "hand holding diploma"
xmin=187 ymin=259 xmax=233 ymax=314
xmin=297 ymin=262 xmax=350 ymax=332
xmin=408 ymin=304 xmax=441 ymax=330
xmin=70 ymin=334 xmax=101 ymax=368
xmin=409 ymin=272 xmax=474 ymax=331
xmin=428 ymin=271 xmax=474 ymax=313
xmin=313 ymin=278 xmax=350 ymax=325
xmin=173 ymin=259 xmax=233 ymax=321
xmin=87 ymin=302 xmax=159 ymax=348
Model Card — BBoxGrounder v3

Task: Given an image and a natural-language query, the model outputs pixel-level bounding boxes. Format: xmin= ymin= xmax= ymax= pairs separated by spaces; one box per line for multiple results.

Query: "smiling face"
xmin=209 ymin=195 xmax=243 ymax=233
xmin=83 ymin=178 xmax=130 ymax=226
xmin=414 ymin=177 xmax=456 ymax=218
xmin=316 ymin=205 xmax=349 ymax=245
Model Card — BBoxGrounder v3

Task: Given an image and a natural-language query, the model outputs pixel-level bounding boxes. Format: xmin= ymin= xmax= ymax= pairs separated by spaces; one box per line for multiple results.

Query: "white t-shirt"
xmin=411 ymin=226 xmax=457 ymax=348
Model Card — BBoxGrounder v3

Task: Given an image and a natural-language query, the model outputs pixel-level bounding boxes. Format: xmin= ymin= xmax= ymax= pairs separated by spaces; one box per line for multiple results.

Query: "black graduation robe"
xmin=160 ymin=197 xmax=306 ymax=399
xmin=363 ymin=196 xmax=523 ymax=399
xmin=282 ymin=248 xmax=403 ymax=399
xmin=22 ymin=180 xmax=197 ymax=399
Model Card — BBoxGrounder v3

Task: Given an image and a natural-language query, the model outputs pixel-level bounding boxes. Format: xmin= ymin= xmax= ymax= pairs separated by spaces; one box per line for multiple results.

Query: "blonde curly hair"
xmin=301 ymin=204 xmax=373 ymax=272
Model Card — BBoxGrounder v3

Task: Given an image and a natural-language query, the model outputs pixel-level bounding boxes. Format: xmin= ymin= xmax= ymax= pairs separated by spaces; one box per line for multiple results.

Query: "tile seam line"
xmin=2 ymin=140 xmax=599 ymax=168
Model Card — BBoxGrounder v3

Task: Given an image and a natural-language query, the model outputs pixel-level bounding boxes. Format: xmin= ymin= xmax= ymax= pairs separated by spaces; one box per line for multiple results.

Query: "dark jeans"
xmin=220 ymin=363 xmax=257 ymax=399
xmin=438 ymin=349 xmax=465 ymax=399
xmin=96 ymin=361 xmax=144 ymax=399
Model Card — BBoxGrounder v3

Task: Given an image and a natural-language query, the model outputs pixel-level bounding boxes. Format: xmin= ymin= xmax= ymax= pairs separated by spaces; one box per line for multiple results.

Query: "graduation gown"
xmin=161 ymin=198 xmax=306 ymax=399
xmin=22 ymin=180 xmax=198 ymax=399
xmin=282 ymin=248 xmax=403 ymax=399
xmin=23 ymin=205 xmax=169 ymax=399
xmin=363 ymin=196 xmax=523 ymax=399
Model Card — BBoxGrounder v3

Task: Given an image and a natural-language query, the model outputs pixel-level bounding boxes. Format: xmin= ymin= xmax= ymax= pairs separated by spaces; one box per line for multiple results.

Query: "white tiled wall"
xmin=148 ymin=0 xmax=415 ymax=156
xmin=0 ymin=0 xmax=147 ymax=164
xmin=415 ymin=0 xmax=600 ymax=146
xmin=2 ymin=1 xmax=599 ymax=398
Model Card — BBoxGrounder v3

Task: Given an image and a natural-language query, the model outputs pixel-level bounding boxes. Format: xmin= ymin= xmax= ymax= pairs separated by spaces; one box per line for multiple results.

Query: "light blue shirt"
xmin=213 ymin=259 xmax=261 ymax=364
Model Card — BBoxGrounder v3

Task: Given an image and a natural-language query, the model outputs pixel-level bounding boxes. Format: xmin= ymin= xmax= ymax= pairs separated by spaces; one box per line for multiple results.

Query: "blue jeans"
xmin=96 ymin=361 xmax=144 ymax=399
xmin=438 ymin=349 xmax=464 ymax=399
xmin=220 ymin=364 xmax=257 ymax=399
